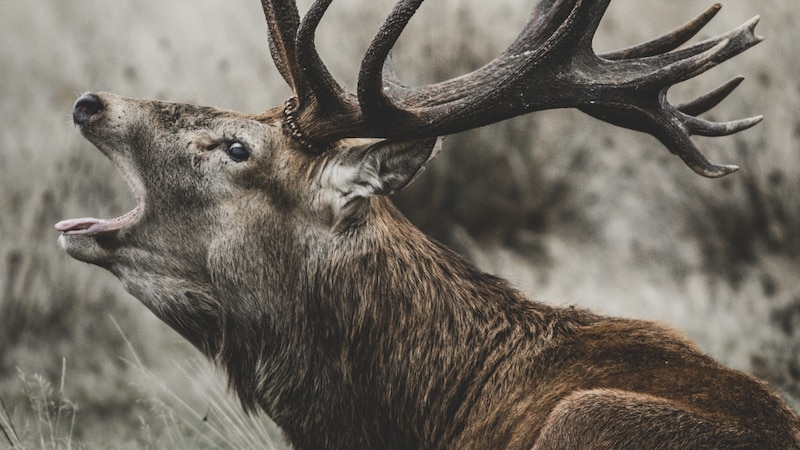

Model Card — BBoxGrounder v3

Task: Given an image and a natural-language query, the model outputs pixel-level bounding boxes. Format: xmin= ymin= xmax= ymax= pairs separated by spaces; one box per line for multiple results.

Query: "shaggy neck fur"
xmin=208 ymin=197 xmax=598 ymax=449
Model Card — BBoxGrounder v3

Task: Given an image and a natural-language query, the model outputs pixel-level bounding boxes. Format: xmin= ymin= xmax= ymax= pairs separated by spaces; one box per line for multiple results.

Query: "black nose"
xmin=73 ymin=94 xmax=104 ymax=125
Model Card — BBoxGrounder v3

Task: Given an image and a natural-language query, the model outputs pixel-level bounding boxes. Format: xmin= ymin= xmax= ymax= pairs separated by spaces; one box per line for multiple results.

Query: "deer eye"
xmin=226 ymin=142 xmax=250 ymax=162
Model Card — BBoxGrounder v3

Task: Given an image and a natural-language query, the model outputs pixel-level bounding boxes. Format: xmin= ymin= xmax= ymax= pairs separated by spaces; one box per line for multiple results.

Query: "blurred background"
xmin=1 ymin=0 xmax=798 ymax=447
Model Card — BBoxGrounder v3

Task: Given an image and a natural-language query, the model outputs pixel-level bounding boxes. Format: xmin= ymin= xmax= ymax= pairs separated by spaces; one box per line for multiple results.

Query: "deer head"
xmin=58 ymin=91 xmax=439 ymax=356
xmin=56 ymin=1 xmax=795 ymax=449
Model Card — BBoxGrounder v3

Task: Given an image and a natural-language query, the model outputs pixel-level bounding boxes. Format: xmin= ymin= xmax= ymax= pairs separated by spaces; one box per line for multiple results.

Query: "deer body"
xmin=217 ymin=192 xmax=798 ymax=449
xmin=58 ymin=0 xmax=800 ymax=448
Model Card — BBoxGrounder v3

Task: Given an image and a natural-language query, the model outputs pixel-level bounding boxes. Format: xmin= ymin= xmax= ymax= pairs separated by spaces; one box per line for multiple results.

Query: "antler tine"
xmin=627 ymin=16 xmax=763 ymax=88
xmin=677 ymin=76 xmax=744 ymax=116
xmin=683 ymin=114 xmax=764 ymax=138
xmin=359 ymin=0 xmax=424 ymax=126
xmin=669 ymin=134 xmax=740 ymax=178
xmin=603 ymin=4 xmax=721 ymax=61
xmin=261 ymin=0 xmax=305 ymax=97
xmin=296 ymin=0 xmax=350 ymax=104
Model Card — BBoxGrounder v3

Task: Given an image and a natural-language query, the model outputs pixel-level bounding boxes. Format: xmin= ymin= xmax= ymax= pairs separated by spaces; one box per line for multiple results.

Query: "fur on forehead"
xmin=188 ymin=118 xmax=282 ymax=149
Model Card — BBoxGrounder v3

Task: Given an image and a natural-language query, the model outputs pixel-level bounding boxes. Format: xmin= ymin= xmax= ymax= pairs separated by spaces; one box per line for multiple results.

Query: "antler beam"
xmin=261 ymin=0 xmax=763 ymax=177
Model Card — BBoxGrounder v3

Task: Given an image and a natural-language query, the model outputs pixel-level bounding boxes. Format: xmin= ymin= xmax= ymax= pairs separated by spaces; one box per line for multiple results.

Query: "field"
xmin=1 ymin=0 xmax=799 ymax=447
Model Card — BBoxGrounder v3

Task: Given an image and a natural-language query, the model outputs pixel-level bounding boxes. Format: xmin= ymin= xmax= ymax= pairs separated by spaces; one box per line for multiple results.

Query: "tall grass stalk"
xmin=110 ymin=316 xmax=287 ymax=450
xmin=0 ymin=392 xmax=22 ymax=449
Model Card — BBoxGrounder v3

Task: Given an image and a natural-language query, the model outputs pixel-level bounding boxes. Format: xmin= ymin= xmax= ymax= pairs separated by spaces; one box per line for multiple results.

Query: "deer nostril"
xmin=73 ymin=94 xmax=104 ymax=126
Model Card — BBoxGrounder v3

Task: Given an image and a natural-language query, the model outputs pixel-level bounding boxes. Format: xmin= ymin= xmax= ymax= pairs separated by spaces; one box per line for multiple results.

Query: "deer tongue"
xmin=55 ymin=217 xmax=103 ymax=233
xmin=55 ymin=208 xmax=138 ymax=236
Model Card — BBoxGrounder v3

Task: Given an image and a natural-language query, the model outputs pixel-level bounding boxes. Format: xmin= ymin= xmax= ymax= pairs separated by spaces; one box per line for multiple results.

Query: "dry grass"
xmin=1 ymin=0 xmax=798 ymax=445
xmin=1 ymin=360 xmax=77 ymax=450
xmin=0 ymin=323 xmax=287 ymax=450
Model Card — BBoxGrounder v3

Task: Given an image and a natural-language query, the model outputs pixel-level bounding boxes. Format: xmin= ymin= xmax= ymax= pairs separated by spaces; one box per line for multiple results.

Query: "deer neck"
xmin=211 ymin=197 xmax=560 ymax=447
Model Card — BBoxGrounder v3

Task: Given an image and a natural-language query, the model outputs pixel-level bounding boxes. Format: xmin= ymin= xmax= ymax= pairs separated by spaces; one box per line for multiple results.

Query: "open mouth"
xmin=55 ymin=206 xmax=140 ymax=236
xmin=56 ymin=93 xmax=143 ymax=238
xmin=54 ymin=154 xmax=143 ymax=237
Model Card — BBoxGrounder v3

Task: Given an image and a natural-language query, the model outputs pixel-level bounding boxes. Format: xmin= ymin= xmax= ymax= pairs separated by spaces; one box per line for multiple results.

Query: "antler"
xmin=261 ymin=0 xmax=763 ymax=178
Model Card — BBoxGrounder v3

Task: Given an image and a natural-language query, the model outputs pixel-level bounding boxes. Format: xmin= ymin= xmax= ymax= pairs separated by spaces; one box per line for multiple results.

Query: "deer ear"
xmin=341 ymin=137 xmax=441 ymax=197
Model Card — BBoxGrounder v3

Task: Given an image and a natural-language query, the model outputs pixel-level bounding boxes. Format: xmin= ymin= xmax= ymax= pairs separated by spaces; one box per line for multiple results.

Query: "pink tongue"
xmin=55 ymin=207 xmax=139 ymax=235
xmin=55 ymin=217 xmax=102 ymax=233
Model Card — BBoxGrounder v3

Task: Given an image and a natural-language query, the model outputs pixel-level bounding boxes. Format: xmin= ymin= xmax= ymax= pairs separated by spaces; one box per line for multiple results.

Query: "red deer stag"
xmin=57 ymin=0 xmax=800 ymax=448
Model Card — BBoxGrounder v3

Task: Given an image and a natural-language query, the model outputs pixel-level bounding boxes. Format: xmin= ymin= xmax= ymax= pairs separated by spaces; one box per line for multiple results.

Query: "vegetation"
xmin=1 ymin=324 xmax=287 ymax=449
